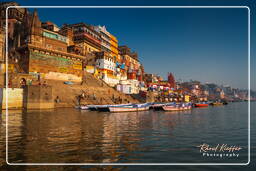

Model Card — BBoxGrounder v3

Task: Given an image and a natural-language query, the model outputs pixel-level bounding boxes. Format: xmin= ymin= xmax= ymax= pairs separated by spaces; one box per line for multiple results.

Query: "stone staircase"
xmin=47 ymin=72 xmax=139 ymax=108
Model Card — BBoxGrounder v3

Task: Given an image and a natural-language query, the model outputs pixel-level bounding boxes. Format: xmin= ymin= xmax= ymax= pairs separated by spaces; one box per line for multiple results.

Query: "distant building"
xmin=144 ymin=73 xmax=159 ymax=84
xmin=220 ymin=90 xmax=225 ymax=99
xmin=168 ymin=72 xmax=176 ymax=88
xmin=42 ymin=21 xmax=60 ymax=32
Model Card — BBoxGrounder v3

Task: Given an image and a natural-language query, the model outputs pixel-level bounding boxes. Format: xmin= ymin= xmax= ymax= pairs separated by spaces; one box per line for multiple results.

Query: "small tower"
xmin=20 ymin=8 xmax=31 ymax=45
xmin=30 ymin=9 xmax=42 ymax=46
xmin=168 ymin=72 xmax=176 ymax=89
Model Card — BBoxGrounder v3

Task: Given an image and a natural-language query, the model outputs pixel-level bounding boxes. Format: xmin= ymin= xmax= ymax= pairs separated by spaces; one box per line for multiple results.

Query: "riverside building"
xmin=65 ymin=23 xmax=101 ymax=55
xmin=92 ymin=25 xmax=121 ymax=86
xmin=117 ymin=45 xmax=144 ymax=94
xmin=2 ymin=7 xmax=85 ymax=82
xmin=0 ymin=2 xmax=146 ymax=94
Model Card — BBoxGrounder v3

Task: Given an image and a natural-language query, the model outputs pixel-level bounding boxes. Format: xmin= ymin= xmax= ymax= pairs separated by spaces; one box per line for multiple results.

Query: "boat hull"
xmin=195 ymin=103 xmax=209 ymax=107
xmin=80 ymin=105 xmax=89 ymax=110
xmin=97 ymin=107 xmax=110 ymax=112
xmin=151 ymin=103 xmax=165 ymax=110
xmin=109 ymin=103 xmax=151 ymax=112
xmin=109 ymin=106 xmax=150 ymax=112
xmin=162 ymin=103 xmax=192 ymax=111
xmin=162 ymin=106 xmax=192 ymax=111
xmin=97 ymin=104 xmax=133 ymax=112
xmin=210 ymin=102 xmax=223 ymax=106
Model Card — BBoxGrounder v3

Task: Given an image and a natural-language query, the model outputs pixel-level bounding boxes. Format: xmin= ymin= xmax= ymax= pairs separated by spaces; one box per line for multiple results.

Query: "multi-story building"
xmin=93 ymin=25 xmax=111 ymax=54
xmin=65 ymin=23 xmax=101 ymax=56
xmin=110 ymin=34 xmax=119 ymax=61
xmin=11 ymin=10 xmax=85 ymax=82
xmin=117 ymin=45 xmax=144 ymax=93
xmin=1 ymin=2 xmax=145 ymax=93
xmin=95 ymin=51 xmax=119 ymax=86
xmin=118 ymin=45 xmax=142 ymax=81
xmin=42 ymin=21 xmax=60 ymax=32
xmin=91 ymin=25 xmax=122 ymax=85
xmin=58 ymin=25 xmax=74 ymax=47
xmin=144 ymin=73 xmax=157 ymax=84
xmin=0 ymin=2 xmax=25 ymax=41
xmin=93 ymin=25 xmax=120 ymax=61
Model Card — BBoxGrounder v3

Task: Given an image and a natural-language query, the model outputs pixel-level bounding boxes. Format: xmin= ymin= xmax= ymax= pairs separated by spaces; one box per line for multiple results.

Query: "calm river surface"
xmin=0 ymin=102 xmax=255 ymax=170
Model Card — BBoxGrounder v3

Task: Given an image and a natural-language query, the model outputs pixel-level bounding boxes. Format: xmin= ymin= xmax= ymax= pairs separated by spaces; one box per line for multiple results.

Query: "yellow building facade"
xmin=109 ymin=34 xmax=119 ymax=61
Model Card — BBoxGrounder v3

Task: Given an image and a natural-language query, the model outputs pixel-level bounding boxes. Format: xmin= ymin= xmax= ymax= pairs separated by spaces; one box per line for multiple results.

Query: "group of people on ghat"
xmin=75 ymin=90 xmax=126 ymax=106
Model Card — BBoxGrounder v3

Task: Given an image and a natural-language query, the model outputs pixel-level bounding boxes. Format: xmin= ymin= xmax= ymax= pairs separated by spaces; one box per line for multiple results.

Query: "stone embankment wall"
xmin=0 ymin=88 xmax=23 ymax=109
xmin=23 ymin=85 xmax=54 ymax=109
xmin=0 ymin=86 xmax=54 ymax=110
xmin=0 ymin=72 xmax=140 ymax=110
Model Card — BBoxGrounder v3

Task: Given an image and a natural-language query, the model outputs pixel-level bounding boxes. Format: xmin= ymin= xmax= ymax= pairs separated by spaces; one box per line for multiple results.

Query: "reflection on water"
xmin=0 ymin=102 xmax=251 ymax=166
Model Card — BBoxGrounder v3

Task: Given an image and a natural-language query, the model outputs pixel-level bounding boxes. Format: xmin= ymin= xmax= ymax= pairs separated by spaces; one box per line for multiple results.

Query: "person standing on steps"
xmin=81 ymin=75 xmax=86 ymax=85
xmin=55 ymin=96 xmax=60 ymax=103
xmin=112 ymin=94 xmax=115 ymax=102
xmin=93 ymin=93 xmax=96 ymax=100
xmin=82 ymin=92 xmax=85 ymax=99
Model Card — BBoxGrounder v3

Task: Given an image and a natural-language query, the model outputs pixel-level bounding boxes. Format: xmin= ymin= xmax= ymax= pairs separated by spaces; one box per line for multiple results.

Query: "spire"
xmin=31 ymin=9 xmax=41 ymax=35
xmin=168 ymin=72 xmax=176 ymax=88
xmin=22 ymin=9 xmax=30 ymax=32
xmin=20 ymin=8 xmax=31 ymax=43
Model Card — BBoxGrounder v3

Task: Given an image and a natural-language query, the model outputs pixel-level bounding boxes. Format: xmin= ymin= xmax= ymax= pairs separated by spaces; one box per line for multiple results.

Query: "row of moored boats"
xmin=77 ymin=101 xmax=225 ymax=112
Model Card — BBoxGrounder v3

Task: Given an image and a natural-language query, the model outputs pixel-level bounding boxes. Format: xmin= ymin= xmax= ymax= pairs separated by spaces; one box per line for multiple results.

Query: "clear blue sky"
xmin=3 ymin=0 xmax=255 ymax=90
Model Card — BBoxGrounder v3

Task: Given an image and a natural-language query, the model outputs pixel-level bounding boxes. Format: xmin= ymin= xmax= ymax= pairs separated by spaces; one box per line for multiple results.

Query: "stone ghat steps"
xmin=46 ymin=73 xmax=139 ymax=107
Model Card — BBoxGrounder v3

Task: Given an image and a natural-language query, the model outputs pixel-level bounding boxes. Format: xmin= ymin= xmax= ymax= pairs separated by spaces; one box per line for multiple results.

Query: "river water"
xmin=0 ymin=102 xmax=255 ymax=170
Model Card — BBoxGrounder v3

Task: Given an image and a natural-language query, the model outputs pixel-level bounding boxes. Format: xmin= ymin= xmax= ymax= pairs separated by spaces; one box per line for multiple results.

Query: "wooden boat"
xmin=109 ymin=103 xmax=150 ymax=112
xmin=222 ymin=101 xmax=228 ymax=105
xmin=80 ymin=105 xmax=89 ymax=110
xmin=87 ymin=105 xmax=102 ymax=111
xmin=150 ymin=102 xmax=165 ymax=110
xmin=210 ymin=102 xmax=223 ymax=106
xmin=97 ymin=104 xmax=132 ymax=112
xmin=195 ymin=102 xmax=209 ymax=107
xmin=162 ymin=102 xmax=192 ymax=111
xmin=64 ymin=81 xmax=74 ymax=85
xmin=87 ymin=104 xmax=133 ymax=112
xmin=96 ymin=105 xmax=111 ymax=112
xmin=151 ymin=102 xmax=177 ymax=110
